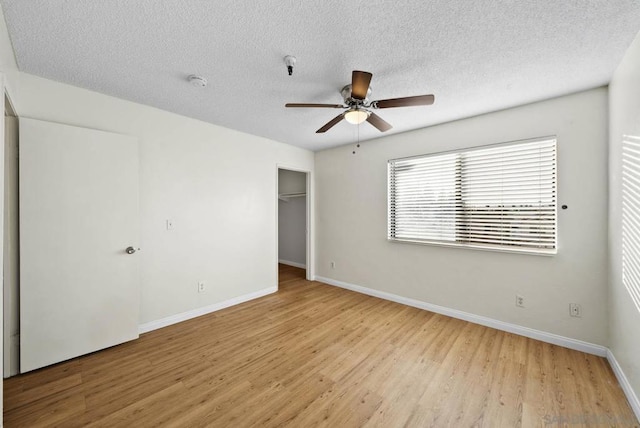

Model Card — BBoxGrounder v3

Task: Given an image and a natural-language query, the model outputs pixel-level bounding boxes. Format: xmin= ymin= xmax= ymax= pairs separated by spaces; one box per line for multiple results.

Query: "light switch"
xmin=166 ymin=219 xmax=174 ymax=231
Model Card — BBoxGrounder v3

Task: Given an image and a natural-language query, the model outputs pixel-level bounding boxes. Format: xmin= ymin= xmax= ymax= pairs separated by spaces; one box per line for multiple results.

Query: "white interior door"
xmin=19 ymin=118 xmax=140 ymax=373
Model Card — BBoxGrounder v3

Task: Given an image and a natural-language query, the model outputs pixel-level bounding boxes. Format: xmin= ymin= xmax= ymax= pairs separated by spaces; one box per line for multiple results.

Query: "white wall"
xmin=278 ymin=169 xmax=306 ymax=267
xmin=0 ymin=8 xmax=314 ymax=331
xmin=609 ymin=30 xmax=640 ymax=405
xmin=7 ymin=73 xmax=314 ymax=325
xmin=316 ymin=88 xmax=609 ymax=345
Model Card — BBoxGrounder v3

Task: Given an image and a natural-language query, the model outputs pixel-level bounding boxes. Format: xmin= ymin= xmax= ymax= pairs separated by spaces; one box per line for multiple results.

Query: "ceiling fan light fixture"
xmin=344 ymin=108 xmax=370 ymax=125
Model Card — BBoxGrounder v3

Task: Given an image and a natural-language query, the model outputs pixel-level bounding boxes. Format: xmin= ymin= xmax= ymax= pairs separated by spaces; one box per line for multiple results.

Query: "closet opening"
xmin=277 ymin=168 xmax=308 ymax=286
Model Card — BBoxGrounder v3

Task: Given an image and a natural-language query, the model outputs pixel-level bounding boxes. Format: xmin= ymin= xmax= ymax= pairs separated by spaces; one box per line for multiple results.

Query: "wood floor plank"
xmin=3 ymin=385 xmax=86 ymax=427
xmin=89 ymin=382 xmax=194 ymax=428
xmin=4 ymin=373 xmax=83 ymax=412
xmin=3 ymin=264 xmax=638 ymax=427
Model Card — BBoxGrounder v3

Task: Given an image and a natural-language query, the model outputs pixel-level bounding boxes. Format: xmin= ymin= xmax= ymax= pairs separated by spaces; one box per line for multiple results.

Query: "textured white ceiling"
xmin=2 ymin=1 xmax=640 ymax=151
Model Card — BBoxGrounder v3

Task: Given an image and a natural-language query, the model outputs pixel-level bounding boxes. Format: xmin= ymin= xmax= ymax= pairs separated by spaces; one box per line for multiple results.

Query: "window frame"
xmin=621 ymin=134 xmax=640 ymax=312
xmin=387 ymin=136 xmax=558 ymax=256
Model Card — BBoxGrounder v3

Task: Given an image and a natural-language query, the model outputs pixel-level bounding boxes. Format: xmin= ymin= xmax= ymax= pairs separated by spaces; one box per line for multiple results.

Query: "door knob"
xmin=125 ymin=246 xmax=139 ymax=254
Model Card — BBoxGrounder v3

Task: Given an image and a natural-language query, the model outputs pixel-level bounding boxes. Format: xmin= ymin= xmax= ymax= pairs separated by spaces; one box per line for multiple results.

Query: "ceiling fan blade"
xmin=374 ymin=94 xmax=435 ymax=109
xmin=351 ymin=70 xmax=372 ymax=100
xmin=316 ymin=114 xmax=345 ymax=133
xmin=285 ymin=103 xmax=344 ymax=108
xmin=366 ymin=112 xmax=392 ymax=132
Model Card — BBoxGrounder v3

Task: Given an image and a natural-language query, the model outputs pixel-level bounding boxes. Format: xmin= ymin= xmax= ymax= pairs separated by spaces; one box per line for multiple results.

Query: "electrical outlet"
xmin=330 ymin=261 xmax=336 ymax=269
xmin=569 ymin=303 xmax=582 ymax=318
xmin=198 ymin=281 xmax=205 ymax=293
xmin=516 ymin=294 xmax=525 ymax=308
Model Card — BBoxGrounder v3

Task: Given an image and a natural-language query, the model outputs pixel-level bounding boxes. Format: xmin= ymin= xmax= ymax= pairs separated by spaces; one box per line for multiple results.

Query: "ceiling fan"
xmin=285 ymin=70 xmax=435 ymax=134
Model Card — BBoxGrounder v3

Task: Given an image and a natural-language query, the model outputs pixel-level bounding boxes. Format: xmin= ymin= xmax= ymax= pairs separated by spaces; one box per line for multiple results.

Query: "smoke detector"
xmin=188 ymin=75 xmax=207 ymax=87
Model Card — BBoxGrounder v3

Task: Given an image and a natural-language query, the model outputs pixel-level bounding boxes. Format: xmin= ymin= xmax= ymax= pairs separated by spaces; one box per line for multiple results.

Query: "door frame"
xmin=0 ymin=74 xmax=6 ymax=411
xmin=276 ymin=165 xmax=313 ymax=282
xmin=3 ymin=91 xmax=18 ymax=378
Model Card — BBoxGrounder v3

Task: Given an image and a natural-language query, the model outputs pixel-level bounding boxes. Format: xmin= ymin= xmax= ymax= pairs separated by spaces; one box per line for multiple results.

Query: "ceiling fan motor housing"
xmin=341 ymin=84 xmax=372 ymax=106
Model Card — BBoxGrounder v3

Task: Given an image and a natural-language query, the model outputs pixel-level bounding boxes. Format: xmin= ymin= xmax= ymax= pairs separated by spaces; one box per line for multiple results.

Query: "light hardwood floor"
xmin=3 ymin=264 xmax=638 ymax=427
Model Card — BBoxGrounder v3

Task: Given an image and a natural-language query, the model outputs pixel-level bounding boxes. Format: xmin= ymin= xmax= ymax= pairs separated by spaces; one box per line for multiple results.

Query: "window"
xmin=388 ymin=137 xmax=557 ymax=254
xmin=622 ymin=135 xmax=640 ymax=312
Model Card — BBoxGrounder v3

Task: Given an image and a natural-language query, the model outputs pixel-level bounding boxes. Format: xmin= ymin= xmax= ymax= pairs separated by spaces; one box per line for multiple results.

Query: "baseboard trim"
xmin=138 ymin=286 xmax=278 ymax=334
xmin=315 ymin=276 xmax=607 ymax=357
xmin=278 ymin=259 xmax=306 ymax=269
xmin=607 ymin=349 xmax=640 ymax=421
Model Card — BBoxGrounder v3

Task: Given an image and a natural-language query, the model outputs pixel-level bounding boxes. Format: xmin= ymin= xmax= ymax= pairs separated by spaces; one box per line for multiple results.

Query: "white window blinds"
xmin=621 ymin=135 xmax=640 ymax=312
xmin=388 ymin=137 xmax=557 ymax=254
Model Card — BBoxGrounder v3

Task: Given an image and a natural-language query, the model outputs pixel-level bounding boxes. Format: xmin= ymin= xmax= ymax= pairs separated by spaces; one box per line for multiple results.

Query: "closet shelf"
xmin=278 ymin=192 xmax=306 ymax=202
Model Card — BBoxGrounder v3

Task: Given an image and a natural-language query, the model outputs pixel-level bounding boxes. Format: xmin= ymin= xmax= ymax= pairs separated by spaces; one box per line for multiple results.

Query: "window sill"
xmin=387 ymin=237 xmax=556 ymax=256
